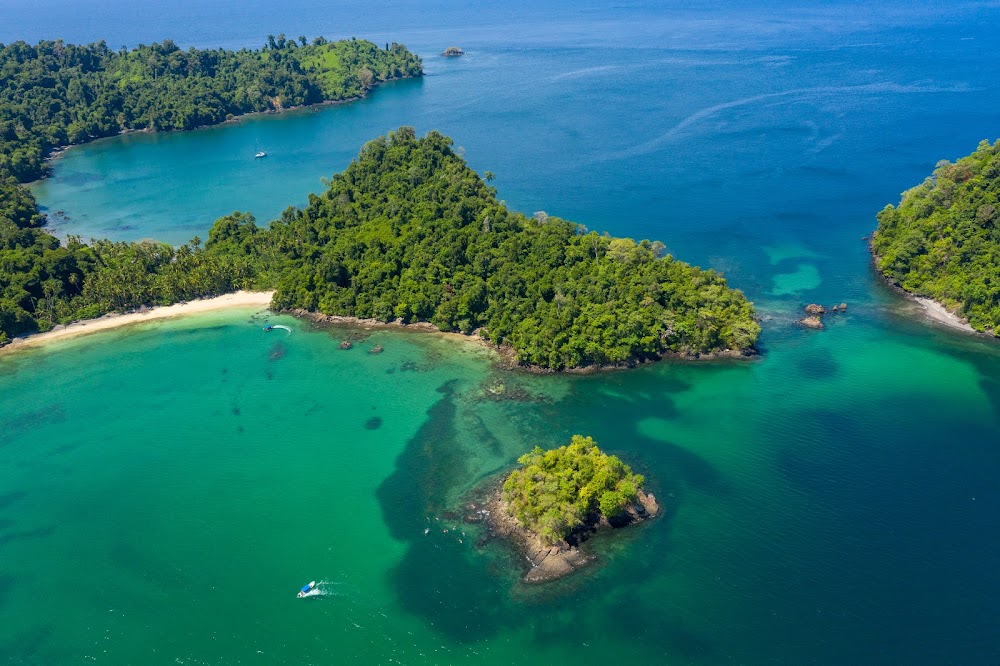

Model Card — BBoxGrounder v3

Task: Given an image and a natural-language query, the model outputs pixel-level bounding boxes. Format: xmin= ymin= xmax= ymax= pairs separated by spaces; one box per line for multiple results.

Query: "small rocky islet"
xmin=462 ymin=435 xmax=659 ymax=583
xmin=799 ymin=302 xmax=848 ymax=330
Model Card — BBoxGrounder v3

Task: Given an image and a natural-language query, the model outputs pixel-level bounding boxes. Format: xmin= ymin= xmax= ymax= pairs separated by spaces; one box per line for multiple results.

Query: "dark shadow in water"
xmin=958 ymin=350 xmax=1000 ymax=422
xmin=1 ymin=403 xmax=66 ymax=440
xmin=364 ymin=416 xmax=383 ymax=430
xmin=590 ymin=589 xmax=716 ymax=662
xmin=0 ymin=359 xmax=21 ymax=378
xmin=376 ymin=380 xmax=513 ymax=641
xmin=0 ymin=525 xmax=55 ymax=548
xmin=48 ymin=440 xmax=85 ymax=456
xmin=773 ymin=406 xmax=870 ymax=496
xmin=795 ymin=346 xmax=840 ymax=380
xmin=0 ymin=490 xmax=27 ymax=511
xmin=377 ymin=380 xmax=467 ymax=536
xmin=562 ymin=379 xmax=727 ymax=495
xmin=377 ymin=371 xmax=723 ymax=649
xmin=0 ymin=573 xmax=14 ymax=608
xmin=0 ymin=623 xmax=53 ymax=662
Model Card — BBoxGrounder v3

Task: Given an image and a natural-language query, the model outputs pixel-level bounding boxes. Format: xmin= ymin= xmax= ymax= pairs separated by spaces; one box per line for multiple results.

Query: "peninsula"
xmin=2 ymin=128 xmax=760 ymax=367
xmin=871 ymin=139 xmax=1000 ymax=336
xmin=479 ymin=435 xmax=659 ymax=582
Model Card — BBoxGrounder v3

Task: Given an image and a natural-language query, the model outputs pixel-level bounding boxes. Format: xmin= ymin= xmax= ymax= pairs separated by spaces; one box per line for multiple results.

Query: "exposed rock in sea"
xmin=801 ymin=316 xmax=824 ymax=329
xmin=837 ymin=302 xmax=848 ymax=311
xmin=804 ymin=303 xmax=826 ymax=315
xmin=369 ymin=345 xmax=383 ymax=354
xmin=339 ymin=340 xmax=353 ymax=349
xmin=442 ymin=46 xmax=464 ymax=57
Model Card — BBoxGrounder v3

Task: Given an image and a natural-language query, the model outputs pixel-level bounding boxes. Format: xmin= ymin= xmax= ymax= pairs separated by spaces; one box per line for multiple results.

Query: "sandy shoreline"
xmin=913 ymin=296 xmax=976 ymax=334
xmin=1 ymin=291 xmax=275 ymax=353
xmin=870 ymin=247 xmax=981 ymax=335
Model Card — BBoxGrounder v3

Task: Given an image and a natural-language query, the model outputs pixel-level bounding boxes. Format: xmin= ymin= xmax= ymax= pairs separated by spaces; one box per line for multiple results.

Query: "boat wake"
xmin=298 ymin=580 xmax=343 ymax=599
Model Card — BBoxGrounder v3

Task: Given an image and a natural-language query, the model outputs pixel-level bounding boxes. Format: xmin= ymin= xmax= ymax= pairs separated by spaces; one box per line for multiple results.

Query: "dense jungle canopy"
xmin=2 ymin=127 xmax=759 ymax=367
xmin=0 ymin=37 xmax=757 ymax=367
xmin=502 ymin=435 xmax=645 ymax=545
xmin=0 ymin=36 xmax=422 ymax=181
xmin=872 ymin=139 xmax=1000 ymax=334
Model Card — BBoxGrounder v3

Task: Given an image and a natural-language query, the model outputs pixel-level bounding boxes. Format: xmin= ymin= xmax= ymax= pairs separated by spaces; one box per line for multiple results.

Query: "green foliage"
xmin=1 ymin=126 xmax=759 ymax=364
xmin=0 ymin=197 xmax=265 ymax=337
xmin=502 ymin=435 xmax=646 ymax=545
xmin=0 ymin=37 xmax=422 ymax=181
xmin=255 ymin=128 xmax=759 ymax=367
xmin=0 ymin=36 xmax=419 ymax=344
xmin=872 ymin=139 xmax=1000 ymax=333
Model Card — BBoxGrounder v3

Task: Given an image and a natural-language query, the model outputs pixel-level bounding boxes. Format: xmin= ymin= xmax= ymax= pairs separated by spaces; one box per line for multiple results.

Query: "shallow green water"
xmin=2 ymin=301 xmax=998 ymax=663
xmin=6 ymin=0 xmax=1000 ymax=662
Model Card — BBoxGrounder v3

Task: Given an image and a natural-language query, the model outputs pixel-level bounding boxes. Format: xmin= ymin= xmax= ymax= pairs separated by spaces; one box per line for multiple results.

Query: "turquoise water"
xmin=6 ymin=1 xmax=1000 ymax=663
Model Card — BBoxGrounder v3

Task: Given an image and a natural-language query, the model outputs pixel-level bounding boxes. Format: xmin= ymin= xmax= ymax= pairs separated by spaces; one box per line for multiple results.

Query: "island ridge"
xmin=3 ymin=125 xmax=760 ymax=368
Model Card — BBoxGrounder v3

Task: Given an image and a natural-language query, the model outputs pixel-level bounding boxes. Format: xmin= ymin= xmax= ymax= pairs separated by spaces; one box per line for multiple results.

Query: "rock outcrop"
xmin=800 ymin=302 xmax=848 ymax=330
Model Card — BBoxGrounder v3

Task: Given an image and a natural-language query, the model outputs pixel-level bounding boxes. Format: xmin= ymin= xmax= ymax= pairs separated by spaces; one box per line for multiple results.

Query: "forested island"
xmin=2 ymin=127 xmax=760 ymax=367
xmin=0 ymin=36 xmax=422 ymax=181
xmin=0 ymin=36 xmax=419 ymax=346
xmin=476 ymin=435 xmax=659 ymax=582
xmin=872 ymin=139 xmax=1000 ymax=335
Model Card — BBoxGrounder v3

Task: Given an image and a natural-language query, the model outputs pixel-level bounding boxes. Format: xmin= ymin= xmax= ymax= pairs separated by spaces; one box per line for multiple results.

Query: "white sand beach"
xmin=914 ymin=296 xmax=975 ymax=334
xmin=2 ymin=291 xmax=275 ymax=353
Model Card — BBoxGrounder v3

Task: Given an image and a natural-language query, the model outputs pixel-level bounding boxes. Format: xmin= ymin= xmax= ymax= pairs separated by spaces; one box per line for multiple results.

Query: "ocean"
xmin=3 ymin=1 xmax=1000 ymax=663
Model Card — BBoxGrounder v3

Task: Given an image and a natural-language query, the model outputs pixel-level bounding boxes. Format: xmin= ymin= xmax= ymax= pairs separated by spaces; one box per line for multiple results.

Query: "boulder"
xmin=804 ymin=303 xmax=826 ymax=315
xmin=838 ymin=302 xmax=848 ymax=311
xmin=637 ymin=490 xmax=660 ymax=517
xmin=339 ymin=340 xmax=353 ymax=349
xmin=801 ymin=316 xmax=824 ymax=329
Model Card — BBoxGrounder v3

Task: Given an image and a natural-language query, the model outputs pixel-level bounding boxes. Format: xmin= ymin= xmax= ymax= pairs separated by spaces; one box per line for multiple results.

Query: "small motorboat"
xmin=255 ymin=150 xmax=267 ymax=158
xmin=297 ymin=581 xmax=319 ymax=598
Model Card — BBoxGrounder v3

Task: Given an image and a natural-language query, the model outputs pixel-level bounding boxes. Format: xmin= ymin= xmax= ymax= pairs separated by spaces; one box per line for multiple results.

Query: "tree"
xmin=502 ymin=435 xmax=645 ymax=545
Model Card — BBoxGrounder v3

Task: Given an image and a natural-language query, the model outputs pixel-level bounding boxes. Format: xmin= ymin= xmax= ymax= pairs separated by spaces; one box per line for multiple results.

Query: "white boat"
xmin=297 ymin=581 xmax=319 ymax=598
xmin=255 ymin=150 xmax=267 ymax=158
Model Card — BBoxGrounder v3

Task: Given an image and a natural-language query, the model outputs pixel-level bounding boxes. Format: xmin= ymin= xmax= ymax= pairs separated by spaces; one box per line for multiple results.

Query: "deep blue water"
xmin=4 ymin=1 xmax=1000 ymax=663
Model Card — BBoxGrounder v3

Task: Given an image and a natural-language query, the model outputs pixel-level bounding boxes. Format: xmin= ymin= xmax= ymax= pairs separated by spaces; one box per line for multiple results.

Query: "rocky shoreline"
xmin=285 ymin=309 xmax=754 ymax=372
xmin=868 ymin=247 xmax=986 ymax=335
xmin=463 ymin=480 xmax=660 ymax=583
